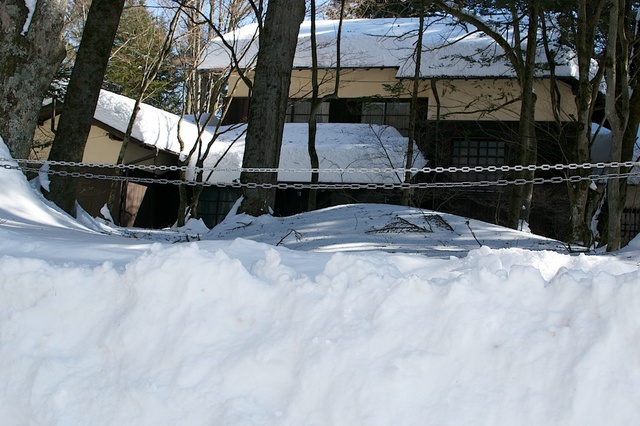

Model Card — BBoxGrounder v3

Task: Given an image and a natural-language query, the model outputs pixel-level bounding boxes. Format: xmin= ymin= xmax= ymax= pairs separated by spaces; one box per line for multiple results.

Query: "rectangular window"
xmin=287 ymin=99 xmax=416 ymax=137
xmin=286 ymin=101 xmax=329 ymax=123
xmin=198 ymin=187 xmax=240 ymax=228
xmin=361 ymin=101 xmax=411 ymax=136
xmin=329 ymin=99 xmax=362 ymax=123
xmin=451 ymin=139 xmax=506 ymax=183
xmin=621 ymin=208 xmax=640 ymax=247
xmin=361 ymin=102 xmax=385 ymax=126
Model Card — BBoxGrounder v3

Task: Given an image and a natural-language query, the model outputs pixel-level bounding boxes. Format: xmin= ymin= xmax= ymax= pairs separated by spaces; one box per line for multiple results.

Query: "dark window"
xmin=223 ymin=98 xmax=250 ymax=124
xmin=622 ymin=208 xmax=640 ymax=247
xmin=451 ymin=139 xmax=506 ymax=182
xmin=286 ymin=98 xmax=419 ymax=137
xmin=286 ymin=101 xmax=329 ymax=123
xmin=329 ymin=99 xmax=361 ymax=123
xmin=198 ymin=187 xmax=240 ymax=228
xmin=361 ymin=101 xmax=411 ymax=136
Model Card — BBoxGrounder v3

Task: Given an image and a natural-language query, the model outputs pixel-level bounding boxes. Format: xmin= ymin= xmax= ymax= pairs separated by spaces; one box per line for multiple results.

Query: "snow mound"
xmin=2 ymin=136 xmax=640 ymax=425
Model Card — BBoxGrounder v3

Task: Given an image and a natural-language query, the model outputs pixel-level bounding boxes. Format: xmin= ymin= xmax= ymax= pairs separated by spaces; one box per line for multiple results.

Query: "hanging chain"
xmin=3 ymin=157 xmax=640 ymax=175
xmin=1 ymin=157 xmax=639 ymax=190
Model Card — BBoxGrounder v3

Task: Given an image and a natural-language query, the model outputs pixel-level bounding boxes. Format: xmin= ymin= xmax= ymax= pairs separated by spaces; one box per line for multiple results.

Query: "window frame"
xmin=450 ymin=138 xmax=507 ymax=184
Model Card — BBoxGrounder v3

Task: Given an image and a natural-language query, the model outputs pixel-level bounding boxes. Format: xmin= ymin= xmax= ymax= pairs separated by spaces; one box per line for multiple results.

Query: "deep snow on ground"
xmin=2 ymin=140 xmax=640 ymax=425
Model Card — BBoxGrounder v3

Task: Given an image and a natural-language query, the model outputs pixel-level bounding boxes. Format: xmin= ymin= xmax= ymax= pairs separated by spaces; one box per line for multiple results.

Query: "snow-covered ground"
xmin=2 ymin=139 xmax=640 ymax=425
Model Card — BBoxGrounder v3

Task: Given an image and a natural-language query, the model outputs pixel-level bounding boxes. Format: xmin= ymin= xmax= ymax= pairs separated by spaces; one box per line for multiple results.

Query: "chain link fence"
xmin=1 ymin=157 xmax=639 ymax=190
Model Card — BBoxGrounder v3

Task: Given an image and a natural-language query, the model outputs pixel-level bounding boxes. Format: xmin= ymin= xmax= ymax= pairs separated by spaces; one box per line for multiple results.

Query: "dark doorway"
xmin=329 ymin=99 xmax=362 ymax=123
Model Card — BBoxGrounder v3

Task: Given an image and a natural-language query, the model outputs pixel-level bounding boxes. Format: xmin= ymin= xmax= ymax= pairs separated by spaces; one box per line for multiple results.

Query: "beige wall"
xmin=228 ymin=67 xmax=577 ymax=122
xmin=33 ymin=118 xmax=121 ymax=163
xmin=33 ymin=118 xmax=176 ymax=168
xmin=33 ymin=117 xmax=179 ymax=223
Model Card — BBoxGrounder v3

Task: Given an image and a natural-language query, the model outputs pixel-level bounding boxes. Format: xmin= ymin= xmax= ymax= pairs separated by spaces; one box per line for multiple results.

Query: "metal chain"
xmin=2 ymin=157 xmax=640 ymax=176
xmin=2 ymin=160 xmax=638 ymax=190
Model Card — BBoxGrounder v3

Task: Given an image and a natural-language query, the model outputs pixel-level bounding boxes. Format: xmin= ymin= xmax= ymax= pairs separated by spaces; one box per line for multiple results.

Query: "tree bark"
xmin=613 ymin=0 xmax=640 ymax=248
xmin=238 ymin=0 xmax=305 ymax=216
xmin=0 ymin=0 xmax=67 ymax=161
xmin=604 ymin=0 xmax=630 ymax=251
xmin=307 ymin=0 xmax=321 ymax=212
xmin=433 ymin=0 xmax=540 ymax=230
xmin=565 ymin=0 xmax=605 ymax=245
xmin=307 ymin=0 xmax=344 ymax=211
xmin=506 ymin=0 xmax=539 ymax=229
xmin=47 ymin=0 xmax=126 ymax=216
xmin=106 ymin=5 xmax=183 ymax=220
xmin=401 ymin=0 xmax=424 ymax=206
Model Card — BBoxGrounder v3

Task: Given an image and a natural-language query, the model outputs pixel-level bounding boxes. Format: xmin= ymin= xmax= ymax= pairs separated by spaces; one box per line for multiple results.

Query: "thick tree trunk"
xmin=614 ymin=0 xmax=640 ymax=248
xmin=604 ymin=0 xmax=630 ymax=251
xmin=177 ymin=169 xmax=189 ymax=227
xmin=106 ymin=6 xmax=182 ymax=220
xmin=563 ymin=0 xmax=606 ymax=245
xmin=239 ymin=0 xmax=305 ymax=216
xmin=506 ymin=1 xmax=538 ymax=229
xmin=47 ymin=0 xmax=126 ymax=216
xmin=433 ymin=0 xmax=540 ymax=230
xmin=307 ymin=0 xmax=321 ymax=212
xmin=566 ymin=81 xmax=595 ymax=244
xmin=0 ymin=0 xmax=67 ymax=161
xmin=307 ymin=0 xmax=344 ymax=211
xmin=401 ymin=1 xmax=425 ymax=207
xmin=506 ymin=95 xmax=537 ymax=229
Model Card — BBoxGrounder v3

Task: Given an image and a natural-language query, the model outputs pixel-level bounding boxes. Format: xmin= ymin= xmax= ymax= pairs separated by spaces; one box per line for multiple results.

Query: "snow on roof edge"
xmin=200 ymin=17 xmax=580 ymax=81
xmin=90 ymin=91 xmax=426 ymax=184
xmin=193 ymin=122 xmax=428 ymax=185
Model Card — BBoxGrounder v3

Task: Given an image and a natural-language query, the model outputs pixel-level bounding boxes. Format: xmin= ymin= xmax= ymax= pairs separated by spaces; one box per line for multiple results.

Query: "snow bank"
xmin=2 ymin=136 xmax=640 ymax=425
xmin=2 ymin=242 xmax=640 ymax=425
xmin=0 ymin=140 xmax=92 ymax=231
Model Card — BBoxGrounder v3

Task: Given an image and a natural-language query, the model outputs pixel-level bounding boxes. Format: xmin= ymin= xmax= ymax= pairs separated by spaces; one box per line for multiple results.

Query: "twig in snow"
xmin=277 ymin=229 xmax=303 ymax=246
xmin=465 ymin=220 xmax=482 ymax=247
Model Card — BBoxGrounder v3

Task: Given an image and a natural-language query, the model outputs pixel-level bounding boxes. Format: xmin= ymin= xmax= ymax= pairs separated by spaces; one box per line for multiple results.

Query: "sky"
xmin=2 ymin=134 xmax=640 ymax=425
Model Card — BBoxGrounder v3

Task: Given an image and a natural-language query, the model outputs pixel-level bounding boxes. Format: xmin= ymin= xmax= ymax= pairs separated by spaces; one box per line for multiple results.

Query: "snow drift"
xmin=1 ymin=137 xmax=640 ymax=425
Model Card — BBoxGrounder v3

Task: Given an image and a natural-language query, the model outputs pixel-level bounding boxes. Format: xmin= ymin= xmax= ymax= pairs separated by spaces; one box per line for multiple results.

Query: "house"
xmin=35 ymin=90 xmax=185 ymax=228
xmin=35 ymin=90 xmax=425 ymax=228
xmin=200 ymin=17 xmax=588 ymax=240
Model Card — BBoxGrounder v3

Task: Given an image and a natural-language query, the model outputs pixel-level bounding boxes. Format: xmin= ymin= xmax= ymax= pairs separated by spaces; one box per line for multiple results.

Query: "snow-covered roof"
xmin=191 ymin=123 xmax=427 ymax=184
xmin=94 ymin=90 xmax=188 ymax=154
xmin=93 ymin=91 xmax=425 ymax=184
xmin=200 ymin=17 xmax=579 ymax=79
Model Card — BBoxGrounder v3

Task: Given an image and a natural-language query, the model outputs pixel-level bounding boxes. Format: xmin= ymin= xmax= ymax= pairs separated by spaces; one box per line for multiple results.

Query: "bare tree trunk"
xmin=0 ymin=0 xmax=67 ymax=161
xmin=433 ymin=0 xmax=540 ymax=230
xmin=106 ymin=6 xmax=183 ymax=220
xmin=604 ymin=0 xmax=630 ymax=251
xmin=506 ymin=0 xmax=538 ymax=229
xmin=173 ymin=0 xmax=254 ymax=226
xmin=47 ymin=0 xmax=126 ymax=216
xmin=307 ymin=0 xmax=344 ymax=211
xmin=564 ymin=0 xmax=606 ymax=245
xmin=307 ymin=0 xmax=321 ymax=212
xmin=614 ymin=0 xmax=640 ymax=247
xmin=401 ymin=0 xmax=424 ymax=206
xmin=239 ymin=0 xmax=305 ymax=216
xmin=540 ymin=13 xmax=591 ymax=244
